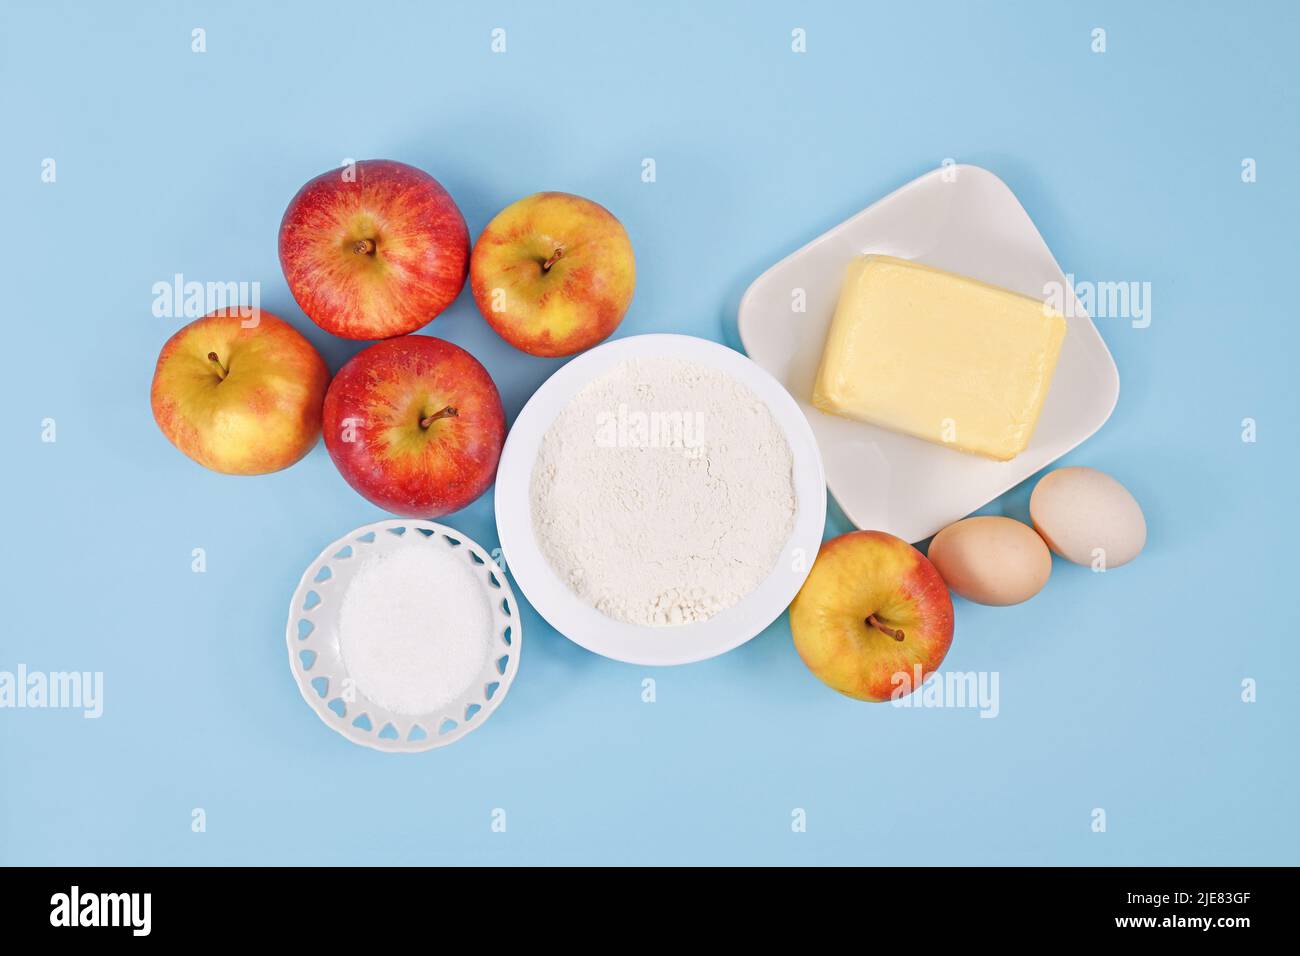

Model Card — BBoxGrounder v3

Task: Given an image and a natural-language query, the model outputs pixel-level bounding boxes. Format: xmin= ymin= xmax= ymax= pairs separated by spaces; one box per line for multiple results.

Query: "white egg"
xmin=1029 ymin=467 xmax=1146 ymax=569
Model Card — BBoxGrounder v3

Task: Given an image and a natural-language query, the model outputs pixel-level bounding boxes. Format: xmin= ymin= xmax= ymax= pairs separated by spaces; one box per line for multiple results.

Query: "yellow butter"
xmin=812 ymin=255 xmax=1067 ymax=461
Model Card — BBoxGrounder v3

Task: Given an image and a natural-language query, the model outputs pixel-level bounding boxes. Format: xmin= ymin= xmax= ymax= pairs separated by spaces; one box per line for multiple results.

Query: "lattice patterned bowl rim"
xmin=286 ymin=519 xmax=521 ymax=753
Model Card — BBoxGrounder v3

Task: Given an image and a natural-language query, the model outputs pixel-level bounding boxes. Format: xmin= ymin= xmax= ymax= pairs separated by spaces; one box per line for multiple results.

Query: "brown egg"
xmin=1029 ymin=466 xmax=1146 ymax=569
xmin=927 ymin=516 xmax=1052 ymax=606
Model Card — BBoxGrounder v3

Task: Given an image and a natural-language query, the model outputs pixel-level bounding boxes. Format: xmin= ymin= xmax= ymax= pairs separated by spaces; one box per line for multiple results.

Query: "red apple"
xmin=279 ymin=160 xmax=469 ymax=340
xmin=469 ymin=191 xmax=635 ymax=356
xmin=322 ymin=336 xmax=505 ymax=516
xmin=789 ymin=531 xmax=954 ymax=701
xmin=150 ymin=310 xmax=328 ymax=475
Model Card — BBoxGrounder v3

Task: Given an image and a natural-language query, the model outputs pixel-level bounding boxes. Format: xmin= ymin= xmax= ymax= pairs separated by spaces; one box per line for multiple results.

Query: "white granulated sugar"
xmin=338 ymin=543 xmax=491 ymax=715
xmin=530 ymin=356 xmax=796 ymax=627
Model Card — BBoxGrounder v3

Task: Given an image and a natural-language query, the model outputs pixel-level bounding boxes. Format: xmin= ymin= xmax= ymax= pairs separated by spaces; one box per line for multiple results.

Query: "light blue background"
xmin=3 ymin=0 xmax=1296 ymax=866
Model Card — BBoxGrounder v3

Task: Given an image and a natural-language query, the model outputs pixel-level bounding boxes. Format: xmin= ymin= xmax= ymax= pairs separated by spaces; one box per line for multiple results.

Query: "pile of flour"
xmin=530 ymin=356 xmax=796 ymax=627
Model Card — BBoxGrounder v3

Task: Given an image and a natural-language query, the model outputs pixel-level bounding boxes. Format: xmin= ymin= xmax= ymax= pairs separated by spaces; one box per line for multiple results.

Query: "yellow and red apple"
xmin=150 ymin=310 xmax=329 ymax=475
xmin=469 ymin=191 xmax=635 ymax=357
xmin=279 ymin=159 xmax=469 ymax=340
xmin=322 ymin=336 xmax=505 ymax=517
xmin=790 ymin=531 xmax=954 ymax=701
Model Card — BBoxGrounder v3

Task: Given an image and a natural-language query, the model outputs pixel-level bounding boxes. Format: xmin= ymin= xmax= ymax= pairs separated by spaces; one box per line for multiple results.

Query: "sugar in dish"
xmin=337 ymin=543 xmax=492 ymax=715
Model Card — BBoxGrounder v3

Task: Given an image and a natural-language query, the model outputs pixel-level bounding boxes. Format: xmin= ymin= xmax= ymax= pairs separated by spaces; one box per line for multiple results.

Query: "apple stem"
xmin=541 ymin=247 xmax=564 ymax=272
xmin=420 ymin=406 xmax=458 ymax=429
xmin=206 ymin=351 xmax=229 ymax=380
xmin=353 ymin=238 xmax=376 ymax=255
xmin=866 ymin=614 xmax=905 ymax=642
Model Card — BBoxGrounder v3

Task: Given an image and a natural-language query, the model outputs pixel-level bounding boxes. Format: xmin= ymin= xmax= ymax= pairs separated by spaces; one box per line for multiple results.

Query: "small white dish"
xmin=738 ymin=164 xmax=1119 ymax=542
xmin=286 ymin=519 xmax=520 ymax=753
xmin=495 ymin=333 xmax=826 ymax=666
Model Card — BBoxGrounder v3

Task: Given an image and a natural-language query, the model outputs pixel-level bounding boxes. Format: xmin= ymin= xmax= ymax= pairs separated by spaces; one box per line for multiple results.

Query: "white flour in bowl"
xmin=529 ymin=356 xmax=796 ymax=627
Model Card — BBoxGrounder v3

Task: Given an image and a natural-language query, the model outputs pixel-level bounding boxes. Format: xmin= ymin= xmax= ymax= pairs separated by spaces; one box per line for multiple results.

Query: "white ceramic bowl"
xmin=738 ymin=164 xmax=1120 ymax=542
xmin=286 ymin=519 xmax=521 ymax=753
xmin=495 ymin=333 xmax=826 ymax=666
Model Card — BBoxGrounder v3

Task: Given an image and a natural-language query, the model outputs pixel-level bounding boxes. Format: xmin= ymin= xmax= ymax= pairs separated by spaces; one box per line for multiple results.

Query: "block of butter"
xmin=812 ymin=255 xmax=1067 ymax=461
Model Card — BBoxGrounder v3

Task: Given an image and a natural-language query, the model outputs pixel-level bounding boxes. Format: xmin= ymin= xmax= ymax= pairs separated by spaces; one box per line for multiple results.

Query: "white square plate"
xmin=738 ymin=164 xmax=1119 ymax=542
